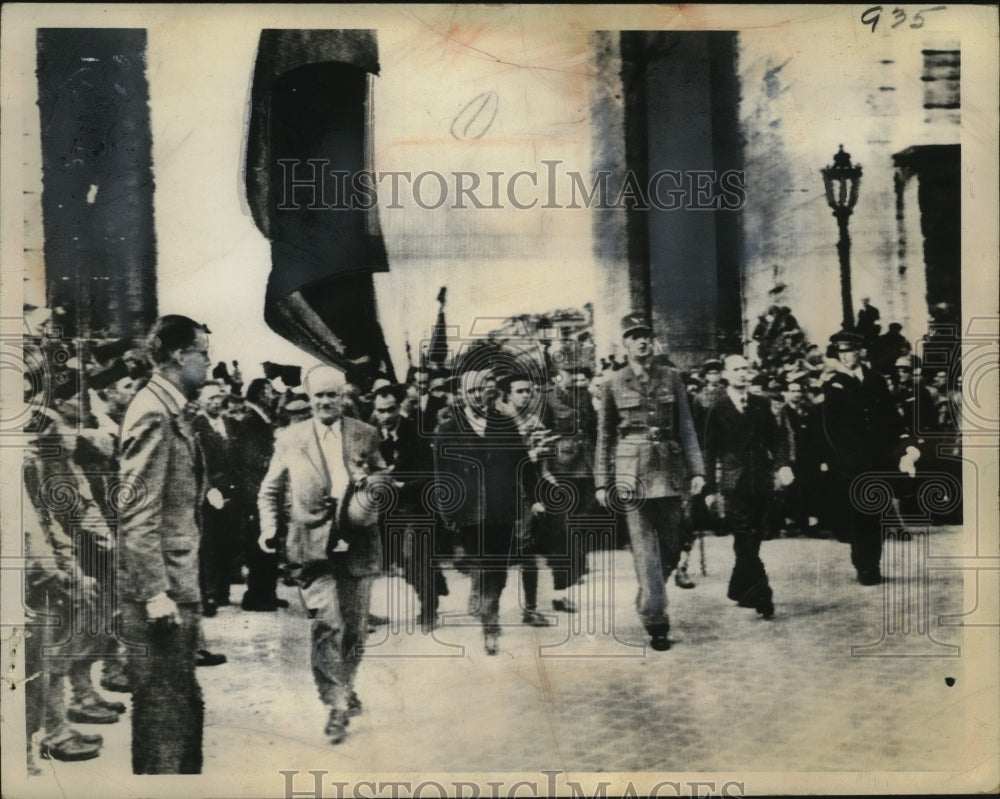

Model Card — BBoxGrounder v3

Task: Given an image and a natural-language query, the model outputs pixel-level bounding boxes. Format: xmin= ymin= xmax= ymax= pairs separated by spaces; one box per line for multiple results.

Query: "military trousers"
xmin=624 ymin=497 xmax=684 ymax=636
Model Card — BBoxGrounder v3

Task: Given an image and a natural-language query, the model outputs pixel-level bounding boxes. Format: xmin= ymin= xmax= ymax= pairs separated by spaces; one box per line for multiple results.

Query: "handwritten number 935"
xmin=861 ymin=5 xmax=946 ymax=33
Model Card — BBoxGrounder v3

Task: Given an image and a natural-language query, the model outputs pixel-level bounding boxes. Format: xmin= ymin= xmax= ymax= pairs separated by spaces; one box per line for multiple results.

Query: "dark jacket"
xmin=704 ymin=391 xmax=790 ymax=497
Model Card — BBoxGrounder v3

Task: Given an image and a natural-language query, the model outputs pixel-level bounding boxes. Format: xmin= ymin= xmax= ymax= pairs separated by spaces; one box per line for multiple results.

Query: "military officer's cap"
xmin=829 ymin=329 xmax=864 ymax=351
xmin=701 ymin=358 xmax=723 ymax=375
xmin=621 ymin=312 xmax=653 ymax=338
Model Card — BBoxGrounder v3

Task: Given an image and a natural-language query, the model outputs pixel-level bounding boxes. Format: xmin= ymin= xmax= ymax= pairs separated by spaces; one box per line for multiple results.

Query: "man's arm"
xmin=118 ymin=410 xmax=171 ymax=601
xmin=673 ymin=371 xmax=705 ymax=479
xmin=594 ymin=379 xmax=617 ymax=491
xmin=257 ymin=432 xmax=290 ymax=552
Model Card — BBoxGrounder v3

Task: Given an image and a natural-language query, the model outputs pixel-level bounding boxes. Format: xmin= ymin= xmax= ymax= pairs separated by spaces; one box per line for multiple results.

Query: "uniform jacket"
xmin=257 ymin=416 xmax=386 ymax=573
xmin=595 ymin=363 xmax=704 ymax=498
xmin=821 ymin=365 xmax=907 ymax=473
xmin=117 ymin=374 xmax=205 ymax=603
xmin=703 ymin=391 xmax=790 ymax=497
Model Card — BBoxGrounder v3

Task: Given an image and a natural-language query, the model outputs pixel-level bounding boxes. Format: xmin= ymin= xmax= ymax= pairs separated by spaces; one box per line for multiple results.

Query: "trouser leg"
xmin=724 ymin=492 xmax=772 ymax=606
xmin=625 ymin=502 xmax=670 ymax=636
xmin=121 ymin=601 xmax=203 ymax=774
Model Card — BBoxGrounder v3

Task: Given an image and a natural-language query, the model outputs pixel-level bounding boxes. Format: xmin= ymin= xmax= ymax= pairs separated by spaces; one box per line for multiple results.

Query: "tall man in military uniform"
xmin=595 ymin=314 xmax=705 ymax=651
xmin=821 ymin=330 xmax=919 ymax=585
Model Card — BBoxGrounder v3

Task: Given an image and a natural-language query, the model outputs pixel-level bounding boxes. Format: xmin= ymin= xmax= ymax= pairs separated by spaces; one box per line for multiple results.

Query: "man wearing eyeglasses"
xmin=117 ymin=314 xmax=212 ymax=773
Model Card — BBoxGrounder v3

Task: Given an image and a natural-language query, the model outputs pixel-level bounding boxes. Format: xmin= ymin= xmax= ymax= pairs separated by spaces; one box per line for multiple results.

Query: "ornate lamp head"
xmin=821 ymin=144 xmax=863 ymax=213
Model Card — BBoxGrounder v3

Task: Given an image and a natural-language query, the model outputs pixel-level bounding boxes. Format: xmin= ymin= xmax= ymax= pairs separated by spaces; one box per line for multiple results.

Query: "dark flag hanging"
xmin=245 ymin=30 xmax=394 ymax=384
xmin=427 ymin=286 xmax=449 ymax=368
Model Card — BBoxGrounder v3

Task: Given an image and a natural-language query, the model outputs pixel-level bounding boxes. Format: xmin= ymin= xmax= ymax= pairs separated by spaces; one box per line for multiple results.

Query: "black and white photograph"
xmin=1 ymin=4 xmax=997 ymax=797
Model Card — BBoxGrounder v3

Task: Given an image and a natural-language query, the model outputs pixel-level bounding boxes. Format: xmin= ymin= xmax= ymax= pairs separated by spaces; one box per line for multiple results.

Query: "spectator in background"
xmin=856 ymin=297 xmax=881 ymax=345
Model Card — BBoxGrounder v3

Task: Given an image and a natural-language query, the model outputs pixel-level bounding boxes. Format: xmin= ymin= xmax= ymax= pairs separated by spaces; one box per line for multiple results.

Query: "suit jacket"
xmin=780 ymin=402 xmax=828 ymax=472
xmin=118 ymin=374 xmax=205 ymax=603
xmin=257 ymin=416 xmax=386 ymax=573
xmin=372 ymin=414 xmax=435 ymax=515
xmin=190 ymin=413 xmax=239 ymax=495
xmin=595 ymin=363 xmax=704 ymax=498
xmin=822 ymin=365 xmax=907 ymax=473
xmin=703 ymin=391 xmax=790 ymax=498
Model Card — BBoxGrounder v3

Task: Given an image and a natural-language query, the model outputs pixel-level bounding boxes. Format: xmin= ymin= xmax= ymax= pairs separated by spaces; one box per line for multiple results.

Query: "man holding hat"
xmin=257 ymin=365 xmax=388 ymax=744
xmin=822 ymin=330 xmax=919 ymax=585
xmin=595 ymin=313 xmax=705 ymax=651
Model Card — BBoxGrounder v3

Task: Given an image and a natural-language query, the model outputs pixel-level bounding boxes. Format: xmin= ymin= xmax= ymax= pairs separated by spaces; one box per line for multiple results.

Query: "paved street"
xmin=20 ymin=525 xmax=981 ymax=790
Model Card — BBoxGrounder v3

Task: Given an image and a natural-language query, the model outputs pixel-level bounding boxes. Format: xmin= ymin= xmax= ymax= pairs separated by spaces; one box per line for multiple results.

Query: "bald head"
xmin=304 ymin=365 xmax=348 ymax=425
xmin=722 ymin=354 xmax=750 ymax=390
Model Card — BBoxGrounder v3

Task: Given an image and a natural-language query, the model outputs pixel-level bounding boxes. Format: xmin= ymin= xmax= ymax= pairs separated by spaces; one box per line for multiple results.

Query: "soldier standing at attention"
xmin=595 ymin=313 xmax=705 ymax=651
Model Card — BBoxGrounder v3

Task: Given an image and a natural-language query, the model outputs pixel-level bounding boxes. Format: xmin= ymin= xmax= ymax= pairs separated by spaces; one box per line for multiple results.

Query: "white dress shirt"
xmin=314 ymin=418 xmax=350 ymax=498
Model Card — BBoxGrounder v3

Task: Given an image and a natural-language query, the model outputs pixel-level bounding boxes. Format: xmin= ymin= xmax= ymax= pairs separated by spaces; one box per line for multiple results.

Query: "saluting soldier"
xmin=595 ymin=313 xmax=705 ymax=651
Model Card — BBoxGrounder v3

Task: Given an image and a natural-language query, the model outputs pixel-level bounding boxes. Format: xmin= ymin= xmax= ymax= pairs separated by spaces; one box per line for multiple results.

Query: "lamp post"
xmin=821 ymin=145 xmax=863 ymax=330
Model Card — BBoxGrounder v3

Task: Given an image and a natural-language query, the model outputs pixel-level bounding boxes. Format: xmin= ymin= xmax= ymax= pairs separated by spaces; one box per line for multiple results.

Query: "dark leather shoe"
xmin=100 ymin=671 xmax=131 ymax=694
xmin=67 ymin=703 xmax=119 ymax=725
xmin=649 ymin=633 xmax=671 ymax=651
xmin=274 ymin=598 xmax=290 ymax=608
xmin=195 ymin=649 xmax=227 ymax=667
xmin=67 ymin=728 xmax=104 ymax=746
xmin=552 ymin=598 xmax=578 ymax=613
xmin=78 ymin=693 xmax=125 ymax=714
xmin=368 ymin=613 xmax=389 ymax=626
xmin=39 ymin=732 xmax=102 ymax=761
xmin=522 ymin=610 xmax=553 ymax=627
xmin=484 ymin=633 xmax=500 ymax=655
xmin=348 ymin=692 xmax=363 ymax=717
xmin=674 ymin=568 xmax=696 ymax=589
xmin=756 ymin=601 xmax=775 ymax=620
xmin=241 ymin=596 xmax=278 ymax=612
xmin=324 ymin=709 xmax=349 ymax=744
xmin=202 ymin=600 xmax=217 ymax=618
xmin=857 ymin=569 xmax=883 ymax=586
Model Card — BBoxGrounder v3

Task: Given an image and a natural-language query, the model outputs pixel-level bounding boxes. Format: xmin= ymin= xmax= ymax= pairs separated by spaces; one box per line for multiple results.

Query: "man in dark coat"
xmin=594 ymin=314 xmax=705 ymax=651
xmin=779 ymin=374 xmax=830 ymax=536
xmin=225 ymin=394 xmax=283 ymax=611
xmin=821 ymin=331 xmax=919 ymax=585
xmin=191 ymin=384 xmax=241 ymax=614
xmin=433 ymin=368 xmax=543 ymax=655
xmin=704 ymin=355 xmax=794 ymax=618
xmin=369 ymin=382 xmax=448 ymax=629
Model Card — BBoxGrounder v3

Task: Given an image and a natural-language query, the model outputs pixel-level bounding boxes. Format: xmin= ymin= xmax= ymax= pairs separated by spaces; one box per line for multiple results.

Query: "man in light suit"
xmin=117 ymin=314 xmax=211 ymax=774
xmin=258 ymin=365 xmax=387 ymax=744
xmin=595 ymin=313 xmax=705 ymax=651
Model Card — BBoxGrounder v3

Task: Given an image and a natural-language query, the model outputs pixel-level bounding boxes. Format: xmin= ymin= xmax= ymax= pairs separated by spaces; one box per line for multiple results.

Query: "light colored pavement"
xmin=17 ymin=525 xmax=988 ymax=791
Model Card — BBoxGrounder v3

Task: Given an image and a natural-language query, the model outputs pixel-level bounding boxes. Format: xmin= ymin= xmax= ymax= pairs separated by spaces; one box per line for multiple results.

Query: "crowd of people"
xmin=19 ymin=299 xmax=963 ymax=770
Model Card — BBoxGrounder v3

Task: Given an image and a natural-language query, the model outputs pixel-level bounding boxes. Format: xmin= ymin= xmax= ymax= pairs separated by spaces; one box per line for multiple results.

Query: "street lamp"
xmin=821 ymin=145 xmax=863 ymax=330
